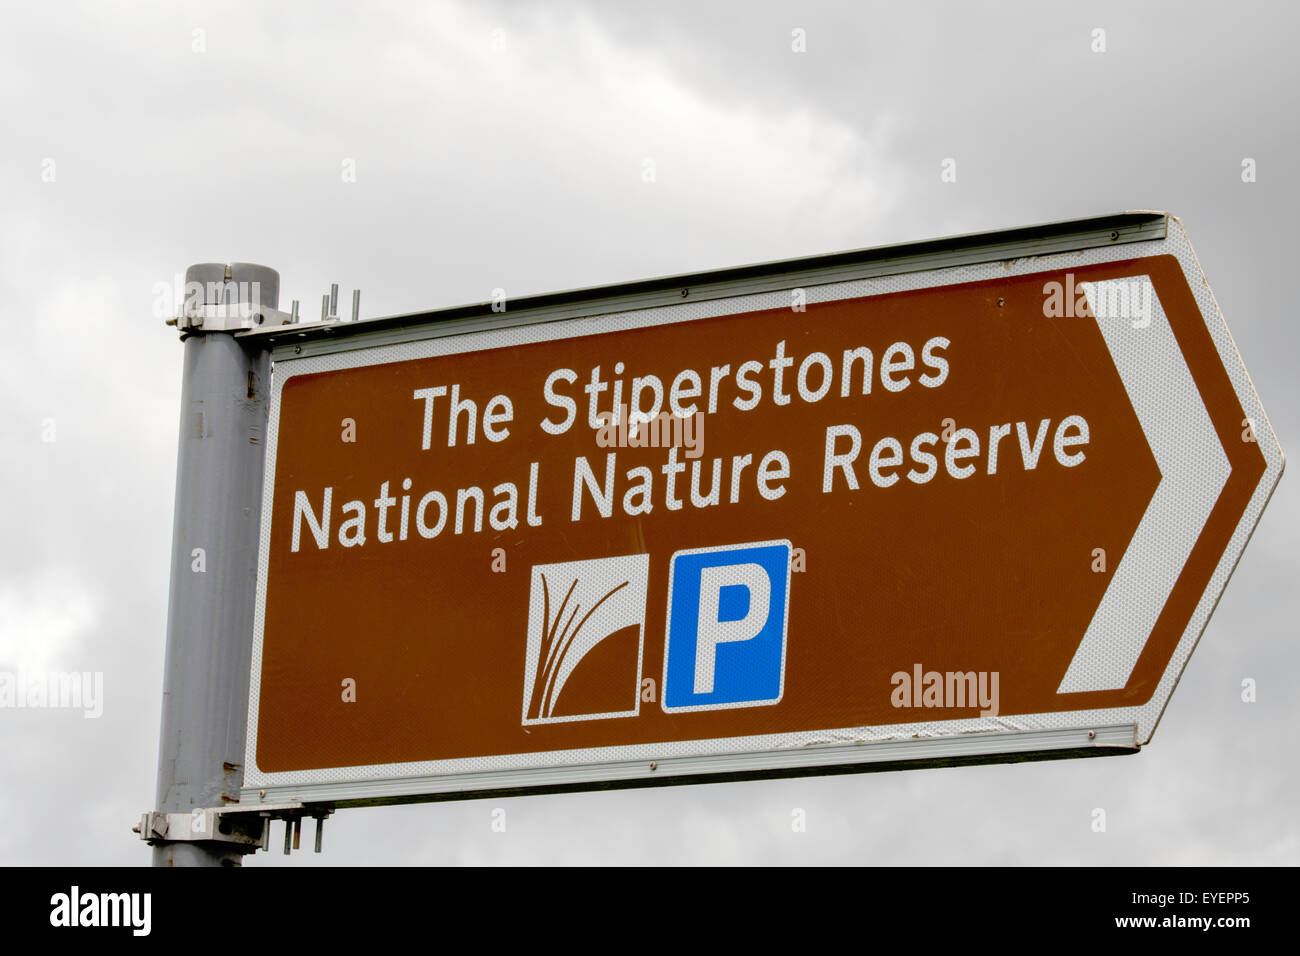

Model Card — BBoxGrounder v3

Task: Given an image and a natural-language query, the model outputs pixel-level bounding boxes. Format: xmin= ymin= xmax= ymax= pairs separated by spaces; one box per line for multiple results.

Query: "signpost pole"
xmin=150 ymin=263 xmax=277 ymax=866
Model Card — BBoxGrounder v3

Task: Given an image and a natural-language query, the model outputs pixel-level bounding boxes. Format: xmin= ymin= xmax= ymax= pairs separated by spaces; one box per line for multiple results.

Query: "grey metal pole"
xmin=151 ymin=263 xmax=277 ymax=866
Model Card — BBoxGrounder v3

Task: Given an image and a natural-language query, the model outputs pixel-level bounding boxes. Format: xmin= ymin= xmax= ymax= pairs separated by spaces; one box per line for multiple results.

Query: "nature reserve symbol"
xmin=521 ymin=554 xmax=649 ymax=725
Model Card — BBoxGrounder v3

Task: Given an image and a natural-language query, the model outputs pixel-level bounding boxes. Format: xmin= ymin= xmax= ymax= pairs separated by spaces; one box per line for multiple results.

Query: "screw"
xmin=1109 ymin=231 xmax=1119 ymax=241
xmin=680 ymin=289 xmax=689 ymax=298
xmin=649 ymin=761 xmax=658 ymax=771
xmin=294 ymin=346 xmax=302 ymax=354
xmin=1088 ymin=731 xmax=1096 ymax=739
xmin=259 ymin=790 xmax=266 ymax=798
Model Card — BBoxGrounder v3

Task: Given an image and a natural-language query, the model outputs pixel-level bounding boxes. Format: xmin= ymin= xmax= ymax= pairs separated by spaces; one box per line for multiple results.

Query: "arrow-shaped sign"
xmin=241 ymin=213 xmax=1283 ymax=807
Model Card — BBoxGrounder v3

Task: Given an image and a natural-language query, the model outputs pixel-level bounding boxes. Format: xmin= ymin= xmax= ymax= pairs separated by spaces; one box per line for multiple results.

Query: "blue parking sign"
xmin=662 ymin=540 xmax=792 ymax=712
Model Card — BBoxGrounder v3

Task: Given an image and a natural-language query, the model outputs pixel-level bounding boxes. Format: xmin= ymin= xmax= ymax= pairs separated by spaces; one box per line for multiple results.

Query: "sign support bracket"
xmin=134 ymin=803 xmax=334 ymax=856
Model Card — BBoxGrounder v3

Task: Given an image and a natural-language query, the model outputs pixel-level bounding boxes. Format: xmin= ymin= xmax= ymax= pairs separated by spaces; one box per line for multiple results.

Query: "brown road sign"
xmin=240 ymin=213 xmax=1282 ymax=806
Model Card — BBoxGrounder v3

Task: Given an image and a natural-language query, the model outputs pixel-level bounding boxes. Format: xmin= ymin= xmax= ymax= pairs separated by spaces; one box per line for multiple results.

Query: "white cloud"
xmin=0 ymin=575 xmax=97 ymax=674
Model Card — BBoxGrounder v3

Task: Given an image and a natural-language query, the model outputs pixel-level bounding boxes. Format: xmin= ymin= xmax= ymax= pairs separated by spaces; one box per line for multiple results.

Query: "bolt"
xmin=680 ymin=289 xmax=689 ymax=298
xmin=259 ymin=790 xmax=266 ymax=798
xmin=1109 ymin=231 xmax=1119 ymax=241
xmin=649 ymin=761 xmax=657 ymax=771
xmin=1088 ymin=730 xmax=1096 ymax=739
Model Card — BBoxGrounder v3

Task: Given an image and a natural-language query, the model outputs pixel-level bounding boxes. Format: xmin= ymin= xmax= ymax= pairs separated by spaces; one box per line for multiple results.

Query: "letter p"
xmin=694 ymin=564 xmax=770 ymax=693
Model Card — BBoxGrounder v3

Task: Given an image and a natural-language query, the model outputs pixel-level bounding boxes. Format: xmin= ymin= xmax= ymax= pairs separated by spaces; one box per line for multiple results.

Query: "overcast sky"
xmin=0 ymin=0 xmax=1296 ymax=865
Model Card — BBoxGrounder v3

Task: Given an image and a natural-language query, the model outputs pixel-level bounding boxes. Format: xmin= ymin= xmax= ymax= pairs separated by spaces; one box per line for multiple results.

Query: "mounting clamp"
xmin=169 ymin=302 xmax=295 ymax=333
xmin=164 ymin=262 xmax=292 ymax=334
xmin=134 ymin=803 xmax=334 ymax=854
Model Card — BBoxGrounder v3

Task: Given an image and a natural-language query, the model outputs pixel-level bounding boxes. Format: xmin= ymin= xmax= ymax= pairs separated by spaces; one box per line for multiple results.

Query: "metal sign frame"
xmin=237 ymin=211 xmax=1282 ymax=809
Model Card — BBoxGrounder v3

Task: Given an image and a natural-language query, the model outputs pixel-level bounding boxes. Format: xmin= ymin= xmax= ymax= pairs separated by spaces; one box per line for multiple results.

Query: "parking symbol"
xmin=662 ymin=540 xmax=792 ymax=713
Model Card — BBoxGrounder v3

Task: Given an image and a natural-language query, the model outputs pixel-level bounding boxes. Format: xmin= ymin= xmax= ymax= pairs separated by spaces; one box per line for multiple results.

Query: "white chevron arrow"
xmin=1057 ymin=275 xmax=1231 ymax=693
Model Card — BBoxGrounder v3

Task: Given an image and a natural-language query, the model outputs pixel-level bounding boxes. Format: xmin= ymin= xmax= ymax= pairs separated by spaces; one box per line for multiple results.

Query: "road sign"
xmin=239 ymin=213 xmax=1282 ymax=807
